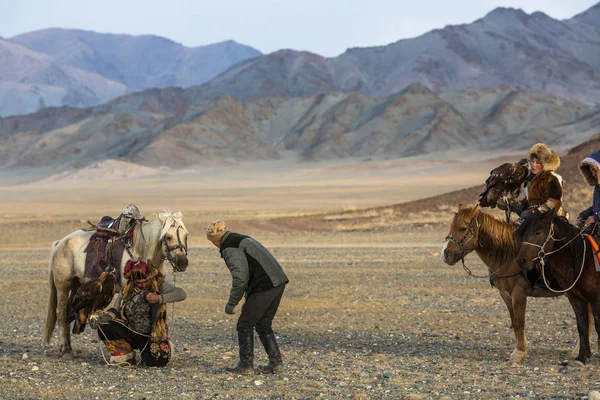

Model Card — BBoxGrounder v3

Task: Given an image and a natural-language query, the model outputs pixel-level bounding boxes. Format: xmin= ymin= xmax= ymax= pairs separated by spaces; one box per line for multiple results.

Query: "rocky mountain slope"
xmin=193 ymin=4 xmax=600 ymax=104
xmin=0 ymin=85 xmax=595 ymax=172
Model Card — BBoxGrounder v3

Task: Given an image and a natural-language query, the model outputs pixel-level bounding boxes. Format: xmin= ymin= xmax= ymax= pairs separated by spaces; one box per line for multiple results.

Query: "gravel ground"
xmin=2 ymin=231 xmax=600 ymax=400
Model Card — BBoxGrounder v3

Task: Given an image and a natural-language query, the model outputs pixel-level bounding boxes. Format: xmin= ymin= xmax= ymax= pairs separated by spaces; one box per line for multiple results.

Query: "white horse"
xmin=43 ymin=210 xmax=189 ymax=358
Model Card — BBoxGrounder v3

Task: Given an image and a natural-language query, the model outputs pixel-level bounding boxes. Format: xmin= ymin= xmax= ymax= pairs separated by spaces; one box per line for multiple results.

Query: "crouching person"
xmin=206 ymin=220 xmax=289 ymax=374
xmin=90 ymin=259 xmax=186 ymax=367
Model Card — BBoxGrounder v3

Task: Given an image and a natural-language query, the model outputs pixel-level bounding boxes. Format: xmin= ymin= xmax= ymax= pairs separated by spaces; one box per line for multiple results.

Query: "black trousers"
xmin=98 ymin=321 xmax=168 ymax=367
xmin=237 ymin=284 xmax=285 ymax=335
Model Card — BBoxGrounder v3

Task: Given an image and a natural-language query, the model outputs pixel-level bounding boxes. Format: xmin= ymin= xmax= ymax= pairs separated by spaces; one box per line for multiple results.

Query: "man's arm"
xmin=223 ymin=247 xmax=250 ymax=308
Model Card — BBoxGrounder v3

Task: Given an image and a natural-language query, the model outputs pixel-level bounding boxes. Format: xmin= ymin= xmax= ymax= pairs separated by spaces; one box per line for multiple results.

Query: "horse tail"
xmin=42 ymin=268 xmax=57 ymax=345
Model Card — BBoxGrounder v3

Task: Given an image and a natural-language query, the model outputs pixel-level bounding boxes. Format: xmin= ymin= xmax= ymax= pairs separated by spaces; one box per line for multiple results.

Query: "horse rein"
xmin=445 ymin=214 xmax=523 ymax=281
xmin=521 ymin=222 xmax=588 ymax=293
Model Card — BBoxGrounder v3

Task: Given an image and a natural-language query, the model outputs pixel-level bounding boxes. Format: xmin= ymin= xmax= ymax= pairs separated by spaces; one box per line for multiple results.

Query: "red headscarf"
xmin=124 ymin=259 xmax=150 ymax=280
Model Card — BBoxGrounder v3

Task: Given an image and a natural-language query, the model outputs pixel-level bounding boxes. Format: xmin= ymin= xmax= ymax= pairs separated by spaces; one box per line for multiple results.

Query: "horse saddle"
xmin=84 ymin=216 xmax=128 ymax=279
xmin=583 ymin=234 xmax=600 ymax=272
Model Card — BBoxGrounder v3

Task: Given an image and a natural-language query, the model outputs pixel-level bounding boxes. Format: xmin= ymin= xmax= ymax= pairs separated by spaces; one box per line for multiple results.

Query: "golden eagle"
xmin=478 ymin=158 xmax=530 ymax=208
xmin=68 ymin=268 xmax=117 ymax=334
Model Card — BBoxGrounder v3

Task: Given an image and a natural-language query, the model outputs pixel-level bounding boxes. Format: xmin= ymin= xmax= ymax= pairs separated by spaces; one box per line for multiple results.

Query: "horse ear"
xmin=158 ymin=212 xmax=166 ymax=223
xmin=458 ymin=203 xmax=465 ymax=211
xmin=172 ymin=211 xmax=182 ymax=219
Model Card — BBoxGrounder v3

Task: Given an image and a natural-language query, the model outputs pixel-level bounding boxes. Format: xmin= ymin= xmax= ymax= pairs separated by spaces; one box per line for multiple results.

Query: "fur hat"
xmin=527 ymin=143 xmax=560 ymax=172
xmin=122 ymin=204 xmax=143 ymax=220
xmin=206 ymin=220 xmax=228 ymax=242
xmin=579 ymin=150 xmax=600 ymax=186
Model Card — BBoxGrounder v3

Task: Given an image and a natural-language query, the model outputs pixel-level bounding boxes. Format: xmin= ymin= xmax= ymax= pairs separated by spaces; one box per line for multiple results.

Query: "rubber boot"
xmin=257 ymin=333 xmax=283 ymax=373
xmin=225 ymin=332 xmax=254 ymax=374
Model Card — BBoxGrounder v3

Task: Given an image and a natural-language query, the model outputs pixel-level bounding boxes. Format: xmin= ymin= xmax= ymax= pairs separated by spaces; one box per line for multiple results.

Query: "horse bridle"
xmin=445 ymin=215 xmax=480 ymax=260
xmin=162 ymin=225 xmax=188 ymax=271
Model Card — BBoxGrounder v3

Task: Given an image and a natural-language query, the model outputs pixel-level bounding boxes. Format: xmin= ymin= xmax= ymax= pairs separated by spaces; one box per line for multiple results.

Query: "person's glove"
xmin=496 ymin=198 xmax=509 ymax=211
xmin=89 ymin=311 xmax=115 ymax=329
xmin=225 ymin=304 xmax=236 ymax=315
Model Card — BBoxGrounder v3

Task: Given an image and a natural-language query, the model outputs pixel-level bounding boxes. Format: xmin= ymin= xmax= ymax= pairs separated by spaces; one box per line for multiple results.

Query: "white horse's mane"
xmin=131 ymin=210 xmax=187 ymax=269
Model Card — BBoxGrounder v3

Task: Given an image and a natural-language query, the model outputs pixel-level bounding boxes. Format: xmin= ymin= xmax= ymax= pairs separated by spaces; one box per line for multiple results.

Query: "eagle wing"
xmin=478 ymin=159 xmax=529 ymax=208
xmin=69 ymin=271 xmax=117 ymax=334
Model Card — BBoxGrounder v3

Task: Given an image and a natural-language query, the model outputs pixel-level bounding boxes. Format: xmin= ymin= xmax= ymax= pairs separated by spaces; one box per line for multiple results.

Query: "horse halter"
xmin=445 ymin=215 xmax=480 ymax=259
xmin=162 ymin=226 xmax=188 ymax=270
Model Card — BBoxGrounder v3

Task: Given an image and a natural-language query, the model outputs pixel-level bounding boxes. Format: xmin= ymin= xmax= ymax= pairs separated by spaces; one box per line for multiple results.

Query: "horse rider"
xmin=89 ymin=259 xmax=186 ymax=367
xmin=206 ymin=220 xmax=289 ymax=374
xmin=498 ymin=143 xmax=567 ymax=290
xmin=577 ymin=150 xmax=600 ymax=243
xmin=498 ymin=143 xmax=568 ymax=221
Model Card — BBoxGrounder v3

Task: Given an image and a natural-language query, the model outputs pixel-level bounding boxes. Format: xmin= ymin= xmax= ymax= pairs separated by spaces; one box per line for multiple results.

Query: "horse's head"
xmin=158 ymin=211 xmax=189 ymax=272
xmin=515 ymin=209 xmax=555 ymax=271
xmin=441 ymin=204 xmax=481 ymax=265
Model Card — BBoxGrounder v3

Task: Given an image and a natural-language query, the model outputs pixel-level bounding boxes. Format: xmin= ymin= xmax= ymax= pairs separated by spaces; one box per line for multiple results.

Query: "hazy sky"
xmin=2 ymin=0 xmax=598 ymax=57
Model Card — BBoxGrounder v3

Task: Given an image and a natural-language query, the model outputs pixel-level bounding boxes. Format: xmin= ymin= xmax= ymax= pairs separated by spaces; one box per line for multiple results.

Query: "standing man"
xmin=206 ymin=220 xmax=289 ymax=374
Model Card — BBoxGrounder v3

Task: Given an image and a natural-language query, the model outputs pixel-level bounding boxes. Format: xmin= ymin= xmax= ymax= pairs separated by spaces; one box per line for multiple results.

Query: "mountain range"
xmin=0 ymin=83 xmax=597 ymax=172
xmin=1 ymin=3 xmax=599 ymax=177
xmin=193 ymin=3 xmax=600 ymax=104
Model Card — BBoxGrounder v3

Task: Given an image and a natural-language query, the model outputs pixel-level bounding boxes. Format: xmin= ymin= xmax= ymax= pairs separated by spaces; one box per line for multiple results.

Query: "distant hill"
xmin=1 ymin=29 xmax=261 ymax=117
xmin=269 ymin=135 xmax=600 ymax=232
xmin=0 ymin=39 xmax=128 ymax=117
xmin=10 ymin=29 xmax=262 ymax=90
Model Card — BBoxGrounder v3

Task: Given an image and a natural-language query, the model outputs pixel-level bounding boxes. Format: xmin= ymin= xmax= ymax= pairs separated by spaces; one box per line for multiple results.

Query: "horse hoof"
xmin=509 ymin=349 xmax=527 ymax=363
xmin=60 ymin=352 xmax=74 ymax=360
xmin=562 ymin=359 xmax=585 ymax=367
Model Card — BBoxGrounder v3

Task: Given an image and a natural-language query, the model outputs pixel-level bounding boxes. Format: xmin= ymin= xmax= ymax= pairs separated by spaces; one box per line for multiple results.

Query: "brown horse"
xmin=515 ymin=209 xmax=600 ymax=364
xmin=442 ymin=205 xmax=565 ymax=363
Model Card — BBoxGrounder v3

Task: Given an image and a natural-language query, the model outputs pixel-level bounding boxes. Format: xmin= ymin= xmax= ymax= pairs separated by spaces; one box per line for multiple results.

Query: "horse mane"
xmin=454 ymin=206 xmax=520 ymax=268
xmin=131 ymin=210 xmax=188 ymax=270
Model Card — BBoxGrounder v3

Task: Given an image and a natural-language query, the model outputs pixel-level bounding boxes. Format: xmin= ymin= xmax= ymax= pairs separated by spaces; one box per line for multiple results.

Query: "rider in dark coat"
xmin=499 ymin=143 xmax=567 ymax=220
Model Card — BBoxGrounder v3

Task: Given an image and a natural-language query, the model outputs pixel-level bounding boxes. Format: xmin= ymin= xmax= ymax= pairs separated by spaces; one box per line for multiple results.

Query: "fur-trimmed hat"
xmin=206 ymin=220 xmax=228 ymax=242
xmin=579 ymin=150 xmax=600 ymax=186
xmin=527 ymin=143 xmax=560 ymax=172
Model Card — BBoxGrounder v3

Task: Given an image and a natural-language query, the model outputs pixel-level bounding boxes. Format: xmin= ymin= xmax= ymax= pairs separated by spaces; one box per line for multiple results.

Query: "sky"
xmin=2 ymin=0 xmax=598 ymax=57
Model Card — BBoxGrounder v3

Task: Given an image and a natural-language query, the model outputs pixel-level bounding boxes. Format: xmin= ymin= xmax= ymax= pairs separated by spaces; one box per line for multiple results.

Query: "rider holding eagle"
xmin=481 ymin=143 xmax=568 ymax=221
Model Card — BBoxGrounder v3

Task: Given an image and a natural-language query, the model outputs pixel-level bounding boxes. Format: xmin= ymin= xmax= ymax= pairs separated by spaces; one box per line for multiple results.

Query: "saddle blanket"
xmin=584 ymin=234 xmax=600 ymax=272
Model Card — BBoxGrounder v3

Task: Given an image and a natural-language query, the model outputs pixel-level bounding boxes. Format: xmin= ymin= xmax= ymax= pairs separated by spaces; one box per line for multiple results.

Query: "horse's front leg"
xmin=500 ymin=289 xmax=528 ymax=363
xmin=568 ymin=295 xmax=591 ymax=364
xmin=55 ymin=283 xmax=73 ymax=358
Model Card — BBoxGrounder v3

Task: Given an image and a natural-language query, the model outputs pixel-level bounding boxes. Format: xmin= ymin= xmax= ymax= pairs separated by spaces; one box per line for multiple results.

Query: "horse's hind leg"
xmin=568 ymin=296 xmax=591 ymax=364
xmin=570 ymin=303 xmax=594 ymax=358
xmin=56 ymin=282 xmax=74 ymax=358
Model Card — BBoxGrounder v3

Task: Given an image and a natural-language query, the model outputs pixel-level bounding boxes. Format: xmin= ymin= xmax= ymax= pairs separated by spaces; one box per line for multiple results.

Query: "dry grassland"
xmin=1 ymin=159 xmax=599 ymax=399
